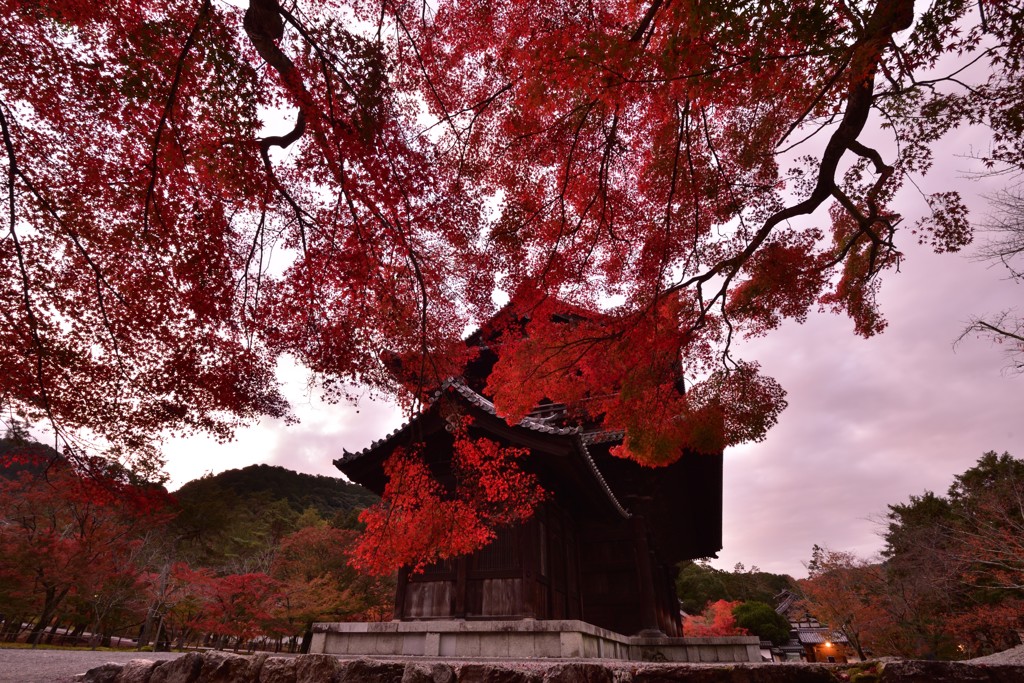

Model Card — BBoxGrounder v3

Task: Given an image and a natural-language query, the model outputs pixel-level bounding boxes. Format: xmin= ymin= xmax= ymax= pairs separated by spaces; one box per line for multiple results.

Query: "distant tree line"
xmin=675 ymin=452 xmax=1024 ymax=659
xmin=0 ymin=432 xmax=392 ymax=653
xmin=799 ymin=451 xmax=1024 ymax=659
xmin=674 ymin=559 xmax=797 ymax=643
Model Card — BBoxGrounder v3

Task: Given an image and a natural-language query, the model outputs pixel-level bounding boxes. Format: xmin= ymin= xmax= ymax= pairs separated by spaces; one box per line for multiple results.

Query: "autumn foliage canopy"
xmin=3 ymin=1 xmax=1022 ymax=564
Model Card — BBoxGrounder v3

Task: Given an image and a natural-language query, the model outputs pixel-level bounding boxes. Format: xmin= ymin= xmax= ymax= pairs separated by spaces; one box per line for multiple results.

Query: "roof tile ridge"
xmin=575 ymin=436 xmax=630 ymax=519
xmin=445 ymin=380 xmax=581 ymax=436
xmin=334 ymin=380 xmax=455 ymax=466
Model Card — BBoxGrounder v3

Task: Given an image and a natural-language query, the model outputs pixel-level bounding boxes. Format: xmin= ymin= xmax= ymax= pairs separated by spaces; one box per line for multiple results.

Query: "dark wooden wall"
xmin=578 ymin=521 xmax=643 ymax=635
xmin=395 ymin=500 xmax=588 ymax=622
xmin=393 ymin=497 xmax=680 ymax=637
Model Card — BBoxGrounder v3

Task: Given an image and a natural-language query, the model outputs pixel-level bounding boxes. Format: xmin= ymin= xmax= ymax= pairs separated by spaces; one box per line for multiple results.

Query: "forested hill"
xmin=0 ymin=436 xmax=61 ymax=478
xmin=173 ymin=463 xmax=377 ymax=519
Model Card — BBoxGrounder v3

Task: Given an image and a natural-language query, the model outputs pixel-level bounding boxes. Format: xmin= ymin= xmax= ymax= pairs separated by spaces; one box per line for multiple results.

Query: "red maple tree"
xmin=272 ymin=524 xmax=393 ymax=629
xmin=682 ymin=599 xmax=747 ymax=637
xmin=3 ymin=0 xmax=1021 ymax=565
xmin=0 ymin=453 xmax=174 ymax=644
xmin=198 ymin=572 xmax=282 ymax=650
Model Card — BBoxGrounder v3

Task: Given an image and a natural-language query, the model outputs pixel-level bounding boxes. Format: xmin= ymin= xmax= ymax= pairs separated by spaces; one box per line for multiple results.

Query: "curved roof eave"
xmin=335 ymin=379 xmax=630 ymax=519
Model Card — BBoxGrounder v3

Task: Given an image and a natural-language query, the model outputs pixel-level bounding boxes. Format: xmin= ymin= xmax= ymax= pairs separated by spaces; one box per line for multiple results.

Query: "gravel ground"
xmin=968 ymin=643 xmax=1024 ymax=665
xmin=0 ymin=648 xmax=194 ymax=683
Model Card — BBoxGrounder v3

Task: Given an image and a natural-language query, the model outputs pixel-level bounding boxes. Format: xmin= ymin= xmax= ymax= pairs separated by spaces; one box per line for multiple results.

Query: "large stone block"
xmin=631 ymin=665 xmax=840 ymax=683
xmin=83 ymin=663 xmax=123 ymax=683
xmin=197 ymin=651 xmax=262 ymax=682
xmin=337 ymin=658 xmax=406 ymax=683
xmin=454 ymin=633 xmax=482 ymax=657
xmin=294 ymin=654 xmax=342 ymax=682
xmin=480 ymin=634 xmax=511 ymax=657
xmin=456 ymin=664 xmax=542 ymax=683
xmin=257 ymin=657 xmax=296 ymax=683
xmin=115 ymin=659 xmax=163 ymax=683
xmin=401 ymin=663 xmax=457 ymax=683
xmin=533 ymin=633 xmax=561 ymax=658
xmin=542 ymin=663 xmax=614 ymax=683
xmin=402 ymin=632 xmax=427 ymax=656
xmin=559 ymin=632 xmax=584 ymax=658
xmin=149 ymin=653 xmax=205 ymax=683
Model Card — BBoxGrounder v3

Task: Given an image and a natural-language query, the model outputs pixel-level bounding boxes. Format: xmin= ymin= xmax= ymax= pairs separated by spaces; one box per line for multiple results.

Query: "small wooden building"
xmin=772 ymin=590 xmax=862 ymax=663
xmin=336 ymin=320 xmax=723 ymax=638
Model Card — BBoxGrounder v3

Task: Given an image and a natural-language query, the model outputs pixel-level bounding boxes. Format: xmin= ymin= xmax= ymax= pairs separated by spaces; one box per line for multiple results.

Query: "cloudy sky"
xmin=161 ymin=119 xmax=1022 ymax=580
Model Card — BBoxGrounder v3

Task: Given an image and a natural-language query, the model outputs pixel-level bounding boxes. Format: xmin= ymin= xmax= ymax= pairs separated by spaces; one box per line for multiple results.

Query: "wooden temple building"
xmin=333 ymin=310 xmax=724 ymax=641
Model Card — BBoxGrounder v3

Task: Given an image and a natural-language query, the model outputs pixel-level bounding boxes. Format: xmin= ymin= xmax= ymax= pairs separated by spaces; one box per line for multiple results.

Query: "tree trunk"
xmin=300 ymin=628 xmax=312 ymax=654
xmin=2 ymin=614 xmax=26 ymax=642
xmin=137 ymin=605 xmax=158 ymax=648
xmin=44 ymin=617 xmax=60 ymax=644
xmin=152 ymin=613 xmax=166 ymax=651
xmin=28 ymin=586 xmax=69 ymax=646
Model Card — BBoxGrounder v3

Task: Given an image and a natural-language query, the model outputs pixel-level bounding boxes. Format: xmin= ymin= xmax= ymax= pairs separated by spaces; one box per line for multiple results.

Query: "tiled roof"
xmin=775 ymin=589 xmax=799 ymax=615
xmin=444 ymin=380 xmax=579 ymax=436
xmin=797 ymin=629 xmax=849 ymax=645
xmin=580 ymin=429 xmax=625 ymax=445
xmin=334 ymin=380 xmax=631 ymax=519
xmin=336 ymin=378 xmax=577 ymax=467
xmin=334 ymin=398 xmax=439 ymax=468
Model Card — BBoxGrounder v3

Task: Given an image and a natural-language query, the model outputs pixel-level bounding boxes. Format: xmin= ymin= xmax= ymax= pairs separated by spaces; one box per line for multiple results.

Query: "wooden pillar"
xmin=520 ymin=521 xmax=536 ymax=618
xmin=454 ymin=556 xmax=468 ymax=617
xmin=630 ymin=515 xmax=663 ymax=636
xmin=393 ymin=567 xmax=409 ymax=620
xmin=665 ymin=565 xmax=683 ymax=636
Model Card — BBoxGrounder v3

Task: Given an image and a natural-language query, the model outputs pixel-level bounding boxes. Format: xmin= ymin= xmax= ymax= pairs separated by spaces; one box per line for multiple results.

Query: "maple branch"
xmin=275 ymin=5 xmax=360 ymax=99
xmin=246 ymin=0 xmax=325 ymax=252
xmin=379 ymin=154 xmax=438 ymax=404
xmin=143 ymin=0 xmax=212 ymax=237
xmin=630 ymin=0 xmax=668 ymax=44
xmin=237 ymin=206 xmax=269 ymax=339
xmin=0 ymin=102 xmax=54 ymax=429
xmin=257 ymin=109 xmax=311 ymax=252
xmin=775 ymin=48 xmax=854 ymax=149
xmin=698 ymin=105 xmax=750 ymax=235
xmin=655 ymin=98 xmax=689 ymax=289
xmin=245 ymin=0 xmax=310 ymax=129
xmin=538 ymin=99 xmax=600 ymax=288
xmin=452 ymin=81 xmax=519 ymax=177
xmin=387 ymin=4 xmax=460 ymax=142
xmin=665 ymin=0 xmax=915 ymax=332
xmin=958 ymin=317 xmax=1024 ymax=370
xmin=3 ymin=114 xmax=160 ymax=441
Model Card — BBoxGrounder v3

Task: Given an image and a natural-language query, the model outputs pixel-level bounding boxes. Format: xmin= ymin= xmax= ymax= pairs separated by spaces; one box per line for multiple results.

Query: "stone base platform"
xmin=310 ymin=619 xmax=761 ymax=662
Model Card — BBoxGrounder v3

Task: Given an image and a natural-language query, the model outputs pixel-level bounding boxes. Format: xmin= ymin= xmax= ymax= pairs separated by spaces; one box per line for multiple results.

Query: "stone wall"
xmin=81 ymin=652 xmax=1024 ymax=683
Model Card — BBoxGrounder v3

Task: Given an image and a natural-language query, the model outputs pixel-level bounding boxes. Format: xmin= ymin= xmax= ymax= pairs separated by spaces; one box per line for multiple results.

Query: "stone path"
xmin=0 ymin=648 xmax=193 ymax=683
xmin=969 ymin=643 xmax=1024 ymax=665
